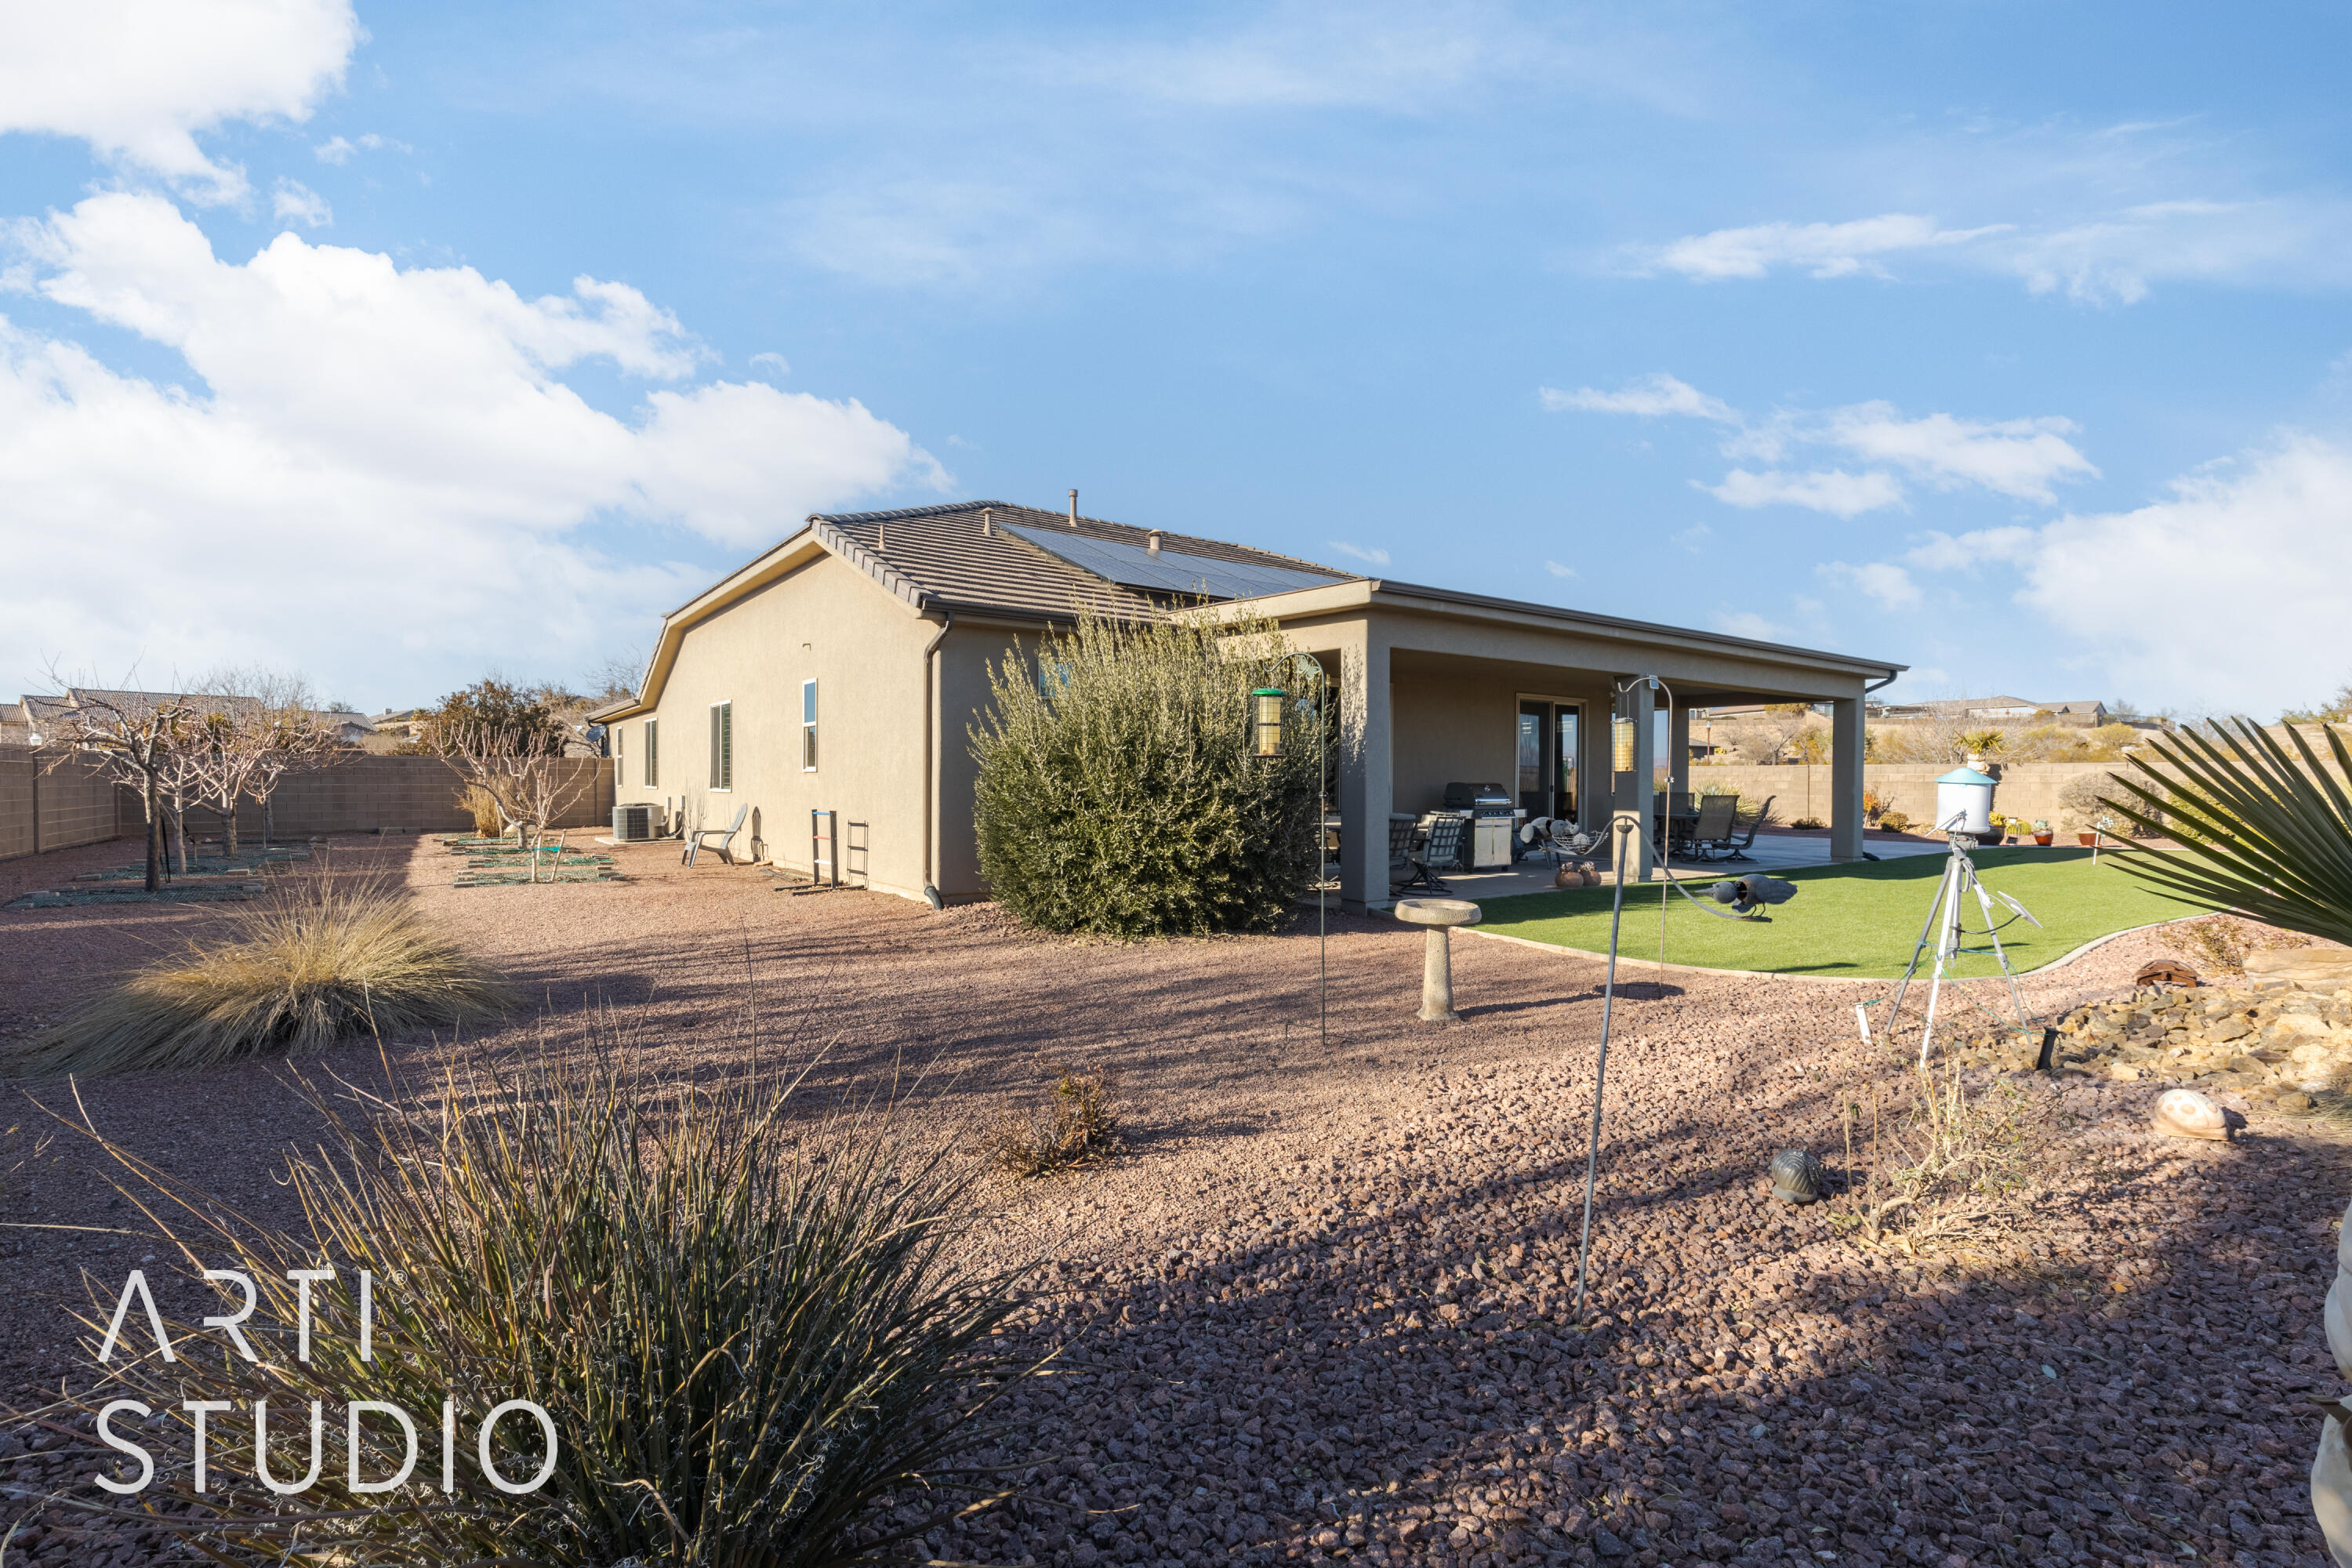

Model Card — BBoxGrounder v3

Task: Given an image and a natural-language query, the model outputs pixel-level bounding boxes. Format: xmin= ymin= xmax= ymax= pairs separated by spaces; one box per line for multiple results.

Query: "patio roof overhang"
xmin=1183 ymin=576 xmax=1904 ymax=702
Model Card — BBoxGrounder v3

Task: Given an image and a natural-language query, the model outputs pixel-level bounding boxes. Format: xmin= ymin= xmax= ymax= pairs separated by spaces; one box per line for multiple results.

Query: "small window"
xmin=800 ymin=679 xmax=818 ymax=771
xmin=710 ymin=701 xmax=732 ymax=790
xmin=644 ymin=718 xmax=659 ymax=787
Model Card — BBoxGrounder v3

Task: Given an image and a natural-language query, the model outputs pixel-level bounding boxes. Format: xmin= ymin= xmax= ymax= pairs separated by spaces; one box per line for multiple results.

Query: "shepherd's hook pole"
xmin=1573 ymin=816 xmax=1637 ymax=1323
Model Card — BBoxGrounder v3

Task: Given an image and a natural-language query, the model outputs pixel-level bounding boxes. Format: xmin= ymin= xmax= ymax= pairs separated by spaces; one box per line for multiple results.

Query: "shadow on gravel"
xmin=942 ymin=1106 xmax=2343 ymax=1568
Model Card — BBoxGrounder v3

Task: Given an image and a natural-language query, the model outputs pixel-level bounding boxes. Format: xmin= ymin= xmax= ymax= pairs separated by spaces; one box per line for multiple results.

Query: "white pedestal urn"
xmin=1395 ymin=898 xmax=1483 ymax=1023
xmin=2316 ymin=1189 xmax=2352 ymax=1568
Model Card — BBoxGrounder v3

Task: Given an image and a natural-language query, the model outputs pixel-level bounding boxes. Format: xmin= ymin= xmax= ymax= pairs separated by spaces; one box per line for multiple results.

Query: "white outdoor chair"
xmin=684 ymin=803 xmax=750 ymax=866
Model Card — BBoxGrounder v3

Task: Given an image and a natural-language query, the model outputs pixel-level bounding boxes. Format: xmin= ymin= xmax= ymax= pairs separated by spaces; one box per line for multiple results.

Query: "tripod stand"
xmin=1882 ymin=819 xmax=2041 ymax=1068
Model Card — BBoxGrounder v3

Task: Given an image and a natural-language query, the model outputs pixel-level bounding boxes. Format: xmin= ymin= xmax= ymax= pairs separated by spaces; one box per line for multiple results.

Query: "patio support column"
xmin=1829 ymin=695 xmax=1865 ymax=862
xmin=1667 ymin=702 xmax=1691 ymax=798
xmin=1335 ymin=623 xmax=1392 ymax=913
xmin=1609 ymin=681 xmax=1655 ymax=882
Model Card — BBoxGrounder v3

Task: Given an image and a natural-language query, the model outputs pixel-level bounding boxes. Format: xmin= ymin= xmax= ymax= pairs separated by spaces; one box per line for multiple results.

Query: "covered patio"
xmin=1205 ymin=578 xmax=1905 ymax=913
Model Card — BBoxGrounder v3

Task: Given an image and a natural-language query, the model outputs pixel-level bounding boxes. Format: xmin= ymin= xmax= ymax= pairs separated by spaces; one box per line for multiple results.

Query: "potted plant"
xmin=2031 ymin=817 xmax=2053 ymax=846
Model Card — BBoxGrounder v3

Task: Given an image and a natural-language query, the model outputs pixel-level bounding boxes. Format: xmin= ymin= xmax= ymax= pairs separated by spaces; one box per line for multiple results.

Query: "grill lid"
xmin=1443 ymin=781 xmax=1512 ymax=808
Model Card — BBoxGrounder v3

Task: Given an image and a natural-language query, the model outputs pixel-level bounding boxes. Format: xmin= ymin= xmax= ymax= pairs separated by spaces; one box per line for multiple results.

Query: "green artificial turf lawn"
xmin=1473 ymin=846 xmax=2211 ymax=980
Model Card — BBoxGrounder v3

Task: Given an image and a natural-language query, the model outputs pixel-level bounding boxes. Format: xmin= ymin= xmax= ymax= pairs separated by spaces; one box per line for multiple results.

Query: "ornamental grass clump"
xmin=40 ymin=1040 xmax=1036 ymax=1566
xmin=970 ymin=610 xmax=1323 ymax=936
xmin=15 ymin=872 xmax=510 ymax=1077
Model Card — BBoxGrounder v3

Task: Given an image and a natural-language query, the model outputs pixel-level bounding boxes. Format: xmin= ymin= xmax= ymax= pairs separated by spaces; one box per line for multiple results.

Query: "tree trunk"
xmin=143 ymin=772 xmax=162 ymax=894
xmin=261 ymin=793 xmax=274 ymax=850
xmin=222 ymin=798 xmax=241 ymax=858
xmin=169 ymin=802 xmax=188 ymax=875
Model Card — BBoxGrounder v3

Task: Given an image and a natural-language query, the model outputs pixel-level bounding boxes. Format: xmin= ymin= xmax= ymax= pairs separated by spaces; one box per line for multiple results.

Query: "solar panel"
xmin=1003 ymin=524 xmax=1345 ymax=600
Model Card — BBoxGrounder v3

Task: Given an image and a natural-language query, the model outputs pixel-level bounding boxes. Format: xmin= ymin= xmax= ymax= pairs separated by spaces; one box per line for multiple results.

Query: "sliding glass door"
xmin=1515 ymin=700 xmax=1581 ymax=823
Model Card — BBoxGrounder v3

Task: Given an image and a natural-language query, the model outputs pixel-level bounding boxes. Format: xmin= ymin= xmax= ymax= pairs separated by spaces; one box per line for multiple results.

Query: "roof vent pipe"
xmin=981 ymin=507 xmax=993 ymax=536
xmin=1147 ymin=530 xmax=1162 ymax=554
xmin=1068 ymin=488 xmax=1079 ymax=527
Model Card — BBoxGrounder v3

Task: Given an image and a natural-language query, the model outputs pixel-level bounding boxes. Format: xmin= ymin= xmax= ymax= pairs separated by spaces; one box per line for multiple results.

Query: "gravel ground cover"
xmin=0 ymin=833 xmax=2343 ymax=1568
xmin=1476 ymin=850 xmax=2209 ymax=979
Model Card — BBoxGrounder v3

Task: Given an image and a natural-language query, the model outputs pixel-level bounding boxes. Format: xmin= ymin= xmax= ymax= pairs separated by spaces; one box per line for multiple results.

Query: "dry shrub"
xmin=2158 ymin=913 xmax=2312 ymax=978
xmin=1834 ymin=1065 xmax=2050 ymax=1253
xmin=457 ymin=782 xmax=505 ymax=837
xmin=14 ymin=873 xmax=509 ymax=1076
xmin=33 ymin=1042 xmax=1036 ymax=1566
xmin=992 ymin=1066 xmax=1124 ymax=1177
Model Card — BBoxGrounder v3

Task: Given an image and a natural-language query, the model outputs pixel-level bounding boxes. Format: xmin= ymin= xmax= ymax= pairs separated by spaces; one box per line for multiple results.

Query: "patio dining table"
xmin=1653 ymin=808 xmax=1699 ymax=857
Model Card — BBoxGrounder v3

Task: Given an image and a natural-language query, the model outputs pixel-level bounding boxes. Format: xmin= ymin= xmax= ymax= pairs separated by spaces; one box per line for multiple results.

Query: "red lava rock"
xmin=1 ymin=835 xmax=2338 ymax=1564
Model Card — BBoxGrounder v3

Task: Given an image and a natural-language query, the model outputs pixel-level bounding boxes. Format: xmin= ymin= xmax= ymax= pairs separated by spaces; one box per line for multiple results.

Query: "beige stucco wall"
xmin=614 ymin=554 xmax=936 ymax=899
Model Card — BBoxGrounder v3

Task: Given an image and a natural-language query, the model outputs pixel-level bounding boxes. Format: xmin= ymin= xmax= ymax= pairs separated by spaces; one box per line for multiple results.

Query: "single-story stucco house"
xmin=589 ymin=497 xmax=1904 ymax=911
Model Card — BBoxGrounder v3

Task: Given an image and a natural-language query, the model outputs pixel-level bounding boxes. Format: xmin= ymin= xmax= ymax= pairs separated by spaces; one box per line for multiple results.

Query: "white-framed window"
xmin=800 ymin=679 xmax=818 ymax=771
xmin=709 ymin=701 xmax=733 ymax=790
xmin=644 ymin=717 xmax=659 ymax=787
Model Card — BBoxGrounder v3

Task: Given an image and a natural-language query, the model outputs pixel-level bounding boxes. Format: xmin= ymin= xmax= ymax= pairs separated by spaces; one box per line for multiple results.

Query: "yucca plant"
xmin=14 ymin=872 xmax=510 ymax=1076
xmin=2096 ymin=717 xmax=2352 ymax=946
xmin=37 ymin=1039 xmax=1036 ymax=1566
xmin=969 ymin=609 xmax=1323 ymax=936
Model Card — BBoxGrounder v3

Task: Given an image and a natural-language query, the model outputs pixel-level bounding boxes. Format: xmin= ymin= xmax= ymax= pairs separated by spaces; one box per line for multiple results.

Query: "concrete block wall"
xmin=0 ymin=752 xmax=613 ymax=860
xmin=1687 ymin=761 xmax=2124 ymax=830
xmin=0 ymin=746 xmax=129 ymax=860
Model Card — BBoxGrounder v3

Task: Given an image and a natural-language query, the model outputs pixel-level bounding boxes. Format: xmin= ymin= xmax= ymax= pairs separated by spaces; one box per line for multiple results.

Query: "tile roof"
xmin=808 ymin=500 xmax=1357 ymax=622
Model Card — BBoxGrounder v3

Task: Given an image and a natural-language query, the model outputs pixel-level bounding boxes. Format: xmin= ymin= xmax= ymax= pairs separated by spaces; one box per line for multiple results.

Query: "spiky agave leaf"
xmin=2094 ymin=718 xmax=2352 ymax=947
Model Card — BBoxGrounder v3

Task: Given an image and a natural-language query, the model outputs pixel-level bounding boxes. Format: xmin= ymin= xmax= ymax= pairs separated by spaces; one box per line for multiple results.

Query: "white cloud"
xmin=0 ymin=0 xmax=360 ymax=202
xmin=1549 ymin=373 xmax=2095 ymax=513
xmin=0 ymin=193 xmax=939 ymax=705
xmin=1327 ymin=540 xmax=1391 ymax=566
xmin=314 ymin=131 xmax=408 ymax=165
xmin=1820 ymin=405 xmax=2096 ymax=502
xmin=1538 ymin=373 xmax=1734 ymax=422
xmin=2004 ymin=434 xmax=2352 ymax=713
xmin=1903 ymin=526 xmax=2038 ymax=571
xmin=1543 ymin=559 xmax=1576 ymax=578
xmin=1642 ymin=214 xmax=2007 ymax=281
xmin=1639 ymin=193 xmax=2352 ymax=306
xmin=748 ymin=350 xmax=791 ymax=377
xmin=1818 ymin=560 xmax=1921 ymax=610
xmin=270 ymin=179 xmax=332 ymax=227
xmin=1700 ymin=468 xmax=1904 ymax=517
xmin=1712 ymin=610 xmax=1793 ymax=642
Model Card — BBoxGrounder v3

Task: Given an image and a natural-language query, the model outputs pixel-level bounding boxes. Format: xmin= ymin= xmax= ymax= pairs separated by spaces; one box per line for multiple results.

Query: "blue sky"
xmin=3 ymin=2 xmax=2349 ymax=715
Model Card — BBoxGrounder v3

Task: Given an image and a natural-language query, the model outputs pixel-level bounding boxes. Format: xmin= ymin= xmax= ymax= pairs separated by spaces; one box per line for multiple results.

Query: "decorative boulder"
xmin=2247 ymin=947 xmax=2352 ymax=990
xmin=2152 ymin=1087 xmax=2230 ymax=1142
xmin=1768 ymin=1149 xmax=1828 ymax=1204
xmin=2136 ymin=959 xmax=2199 ymax=989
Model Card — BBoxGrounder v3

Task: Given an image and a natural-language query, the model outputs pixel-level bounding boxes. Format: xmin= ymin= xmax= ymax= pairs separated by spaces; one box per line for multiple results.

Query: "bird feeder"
xmin=1251 ymin=688 xmax=1287 ymax=759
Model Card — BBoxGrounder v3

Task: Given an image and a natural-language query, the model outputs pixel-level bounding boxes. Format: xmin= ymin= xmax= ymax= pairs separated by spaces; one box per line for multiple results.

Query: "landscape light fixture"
xmin=1251 ymin=688 xmax=1287 ymax=760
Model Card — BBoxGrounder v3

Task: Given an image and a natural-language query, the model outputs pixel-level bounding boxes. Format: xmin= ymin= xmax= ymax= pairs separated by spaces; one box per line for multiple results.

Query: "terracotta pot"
xmin=2078 ymin=832 xmax=2097 ymax=845
xmin=2034 ymin=831 xmax=2053 ymax=846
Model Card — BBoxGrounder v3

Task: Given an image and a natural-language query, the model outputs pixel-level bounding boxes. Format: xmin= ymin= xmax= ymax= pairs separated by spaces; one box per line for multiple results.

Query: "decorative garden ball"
xmin=1769 ymin=1149 xmax=1828 ymax=1204
xmin=2153 ymin=1088 xmax=2230 ymax=1142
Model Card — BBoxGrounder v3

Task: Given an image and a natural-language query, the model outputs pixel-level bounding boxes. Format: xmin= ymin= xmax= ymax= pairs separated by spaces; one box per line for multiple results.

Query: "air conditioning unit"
xmin=612 ymin=803 xmax=664 ymax=842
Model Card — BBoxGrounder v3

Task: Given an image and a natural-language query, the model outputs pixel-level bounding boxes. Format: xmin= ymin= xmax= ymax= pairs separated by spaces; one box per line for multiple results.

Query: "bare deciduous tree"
xmin=34 ymin=672 xmax=194 ymax=894
xmin=448 ymin=716 xmax=569 ymax=882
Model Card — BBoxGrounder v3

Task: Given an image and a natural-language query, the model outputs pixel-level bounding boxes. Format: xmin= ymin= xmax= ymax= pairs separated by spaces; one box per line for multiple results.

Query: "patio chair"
xmin=1386 ymin=814 xmax=1418 ymax=887
xmin=1686 ymin=794 xmax=1738 ymax=859
xmin=1392 ymin=813 xmax=1466 ymax=895
xmin=1717 ymin=795 xmax=1774 ymax=862
xmin=684 ymin=801 xmax=750 ymax=866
